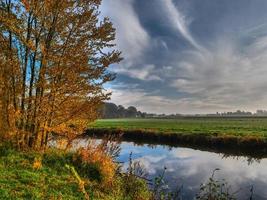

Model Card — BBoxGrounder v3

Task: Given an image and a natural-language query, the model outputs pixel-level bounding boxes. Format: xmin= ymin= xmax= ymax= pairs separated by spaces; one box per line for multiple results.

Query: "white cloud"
xmin=109 ymin=31 xmax=267 ymax=114
xmin=108 ymin=86 xmax=231 ymax=114
xmin=114 ymin=64 xmax=162 ymax=81
xmin=169 ymin=35 xmax=267 ymax=112
xmin=103 ymin=1 xmax=267 ymax=114
xmin=161 ymin=0 xmax=203 ymax=51
xmin=101 ymin=0 xmax=149 ymax=60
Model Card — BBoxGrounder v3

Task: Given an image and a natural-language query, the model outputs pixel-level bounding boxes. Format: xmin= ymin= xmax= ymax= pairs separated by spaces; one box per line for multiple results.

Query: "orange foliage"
xmin=76 ymin=146 xmax=116 ymax=185
xmin=0 ymin=0 xmax=122 ymax=149
xmin=33 ymin=157 xmax=42 ymax=170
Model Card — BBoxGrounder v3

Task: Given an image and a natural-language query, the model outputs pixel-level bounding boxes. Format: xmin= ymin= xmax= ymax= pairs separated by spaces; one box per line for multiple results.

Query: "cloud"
xmin=101 ymin=0 xmax=149 ymax=60
xmin=161 ymin=0 xmax=203 ymax=51
xmin=108 ymin=86 xmax=229 ymax=114
xmin=109 ymin=28 xmax=267 ymax=114
xmin=114 ymin=64 xmax=162 ymax=81
xmin=170 ymin=32 xmax=267 ymax=111
xmin=102 ymin=0 xmax=267 ymax=114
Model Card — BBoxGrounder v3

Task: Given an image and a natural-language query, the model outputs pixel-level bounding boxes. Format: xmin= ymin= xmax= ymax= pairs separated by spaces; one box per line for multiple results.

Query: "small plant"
xmin=65 ymin=164 xmax=91 ymax=200
xmin=196 ymin=169 xmax=236 ymax=200
xmin=32 ymin=156 xmax=42 ymax=170
xmin=117 ymin=152 xmax=152 ymax=200
xmin=152 ymin=167 xmax=183 ymax=200
xmin=73 ymin=144 xmax=117 ymax=185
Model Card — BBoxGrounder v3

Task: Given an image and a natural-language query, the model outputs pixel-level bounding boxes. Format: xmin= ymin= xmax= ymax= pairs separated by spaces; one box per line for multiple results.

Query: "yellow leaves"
xmin=40 ymin=42 xmax=46 ymax=55
xmin=21 ymin=0 xmax=30 ymax=11
xmin=56 ymin=138 xmax=69 ymax=150
xmin=77 ymin=146 xmax=116 ymax=185
xmin=33 ymin=156 xmax=42 ymax=170
xmin=0 ymin=0 xmax=121 ymax=149
xmin=26 ymin=40 xmax=36 ymax=51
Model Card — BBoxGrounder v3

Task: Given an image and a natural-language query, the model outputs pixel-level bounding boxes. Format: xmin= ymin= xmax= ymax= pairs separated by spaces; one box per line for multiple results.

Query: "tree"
xmin=126 ymin=106 xmax=138 ymax=118
xmin=0 ymin=0 xmax=122 ymax=149
xmin=101 ymin=103 xmax=118 ymax=118
xmin=117 ymin=105 xmax=126 ymax=118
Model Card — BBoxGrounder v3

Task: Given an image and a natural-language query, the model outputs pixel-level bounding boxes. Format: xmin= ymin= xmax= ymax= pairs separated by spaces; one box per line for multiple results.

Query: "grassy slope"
xmin=91 ymin=118 xmax=267 ymax=138
xmin=0 ymin=147 xmax=151 ymax=200
xmin=0 ymin=146 xmax=241 ymax=200
xmin=0 ymin=150 xmax=82 ymax=200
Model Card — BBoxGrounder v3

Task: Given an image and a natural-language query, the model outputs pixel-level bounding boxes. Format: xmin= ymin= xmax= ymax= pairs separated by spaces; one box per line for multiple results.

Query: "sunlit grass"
xmin=0 ymin=144 xmax=151 ymax=200
xmin=90 ymin=117 xmax=267 ymax=138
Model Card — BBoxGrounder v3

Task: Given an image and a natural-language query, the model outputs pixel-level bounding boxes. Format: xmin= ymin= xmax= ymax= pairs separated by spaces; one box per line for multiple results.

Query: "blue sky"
xmin=101 ymin=0 xmax=267 ymax=114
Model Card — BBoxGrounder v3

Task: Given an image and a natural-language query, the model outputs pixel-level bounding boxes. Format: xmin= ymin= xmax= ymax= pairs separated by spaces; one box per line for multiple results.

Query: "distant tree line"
xmin=99 ymin=103 xmax=182 ymax=119
xmin=208 ymin=110 xmax=267 ymax=117
xmin=211 ymin=110 xmax=253 ymax=116
xmin=100 ymin=104 xmax=267 ymax=119
xmin=99 ymin=103 xmax=145 ymax=118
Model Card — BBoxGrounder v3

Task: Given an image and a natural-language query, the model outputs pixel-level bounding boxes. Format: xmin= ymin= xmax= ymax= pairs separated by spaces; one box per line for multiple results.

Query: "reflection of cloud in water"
xmin=134 ymin=155 xmax=167 ymax=174
xmin=71 ymin=138 xmax=267 ymax=199
xmin=118 ymin=143 xmax=267 ymax=199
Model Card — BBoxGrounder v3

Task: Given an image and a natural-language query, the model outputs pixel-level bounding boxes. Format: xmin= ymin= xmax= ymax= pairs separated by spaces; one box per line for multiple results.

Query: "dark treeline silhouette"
xmin=207 ymin=110 xmax=267 ymax=117
xmin=99 ymin=103 xmax=182 ymax=119
xmin=100 ymin=103 xmax=267 ymax=119
xmin=100 ymin=102 xmax=182 ymax=119
xmin=100 ymin=103 xmax=145 ymax=118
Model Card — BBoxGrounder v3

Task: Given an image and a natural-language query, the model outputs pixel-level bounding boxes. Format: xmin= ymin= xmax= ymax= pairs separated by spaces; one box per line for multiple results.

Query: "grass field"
xmin=0 ymin=145 xmax=150 ymax=200
xmin=91 ymin=117 xmax=267 ymax=138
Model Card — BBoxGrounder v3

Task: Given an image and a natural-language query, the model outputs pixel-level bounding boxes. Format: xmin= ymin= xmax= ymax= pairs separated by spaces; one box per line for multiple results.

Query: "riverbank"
xmin=0 ymin=144 xmax=151 ymax=200
xmin=86 ymin=127 xmax=267 ymax=158
xmin=0 ymin=142 xmax=253 ymax=199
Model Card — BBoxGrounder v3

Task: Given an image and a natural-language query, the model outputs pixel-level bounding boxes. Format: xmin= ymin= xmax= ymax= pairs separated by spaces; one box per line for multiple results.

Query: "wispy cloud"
xmin=114 ymin=64 xmax=162 ymax=81
xmin=170 ymin=31 xmax=267 ymax=111
xmin=102 ymin=0 xmax=267 ymax=113
xmin=101 ymin=0 xmax=149 ymax=60
xmin=162 ymin=0 xmax=203 ymax=51
xmin=108 ymin=86 xmax=230 ymax=114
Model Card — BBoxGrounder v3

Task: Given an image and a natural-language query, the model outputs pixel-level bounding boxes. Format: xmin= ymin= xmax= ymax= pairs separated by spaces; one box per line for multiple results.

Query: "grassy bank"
xmin=0 ymin=144 xmax=244 ymax=200
xmin=0 ymin=144 xmax=151 ymax=200
xmin=91 ymin=118 xmax=267 ymax=138
xmin=88 ymin=118 xmax=267 ymax=157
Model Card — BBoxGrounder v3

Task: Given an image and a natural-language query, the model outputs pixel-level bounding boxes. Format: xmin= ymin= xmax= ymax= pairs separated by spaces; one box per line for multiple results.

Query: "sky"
xmin=101 ymin=0 xmax=267 ymax=114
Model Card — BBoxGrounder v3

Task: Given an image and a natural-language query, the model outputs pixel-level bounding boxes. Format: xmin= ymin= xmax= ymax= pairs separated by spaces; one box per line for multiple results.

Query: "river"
xmin=73 ymin=137 xmax=267 ymax=199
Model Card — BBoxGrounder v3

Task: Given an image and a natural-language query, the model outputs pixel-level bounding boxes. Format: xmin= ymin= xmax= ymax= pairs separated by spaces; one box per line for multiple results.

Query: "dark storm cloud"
xmin=101 ymin=0 xmax=267 ymax=114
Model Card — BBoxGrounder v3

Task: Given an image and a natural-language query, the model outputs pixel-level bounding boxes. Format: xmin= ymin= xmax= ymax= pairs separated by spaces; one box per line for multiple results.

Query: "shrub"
xmin=196 ymin=169 xmax=236 ymax=200
xmin=118 ymin=175 xmax=151 ymax=200
xmin=72 ymin=146 xmax=116 ymax=185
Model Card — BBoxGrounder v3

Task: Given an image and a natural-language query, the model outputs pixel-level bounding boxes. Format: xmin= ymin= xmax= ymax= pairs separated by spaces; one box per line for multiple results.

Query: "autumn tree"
xmin=0 ymin=0 xmax=121 ymax=149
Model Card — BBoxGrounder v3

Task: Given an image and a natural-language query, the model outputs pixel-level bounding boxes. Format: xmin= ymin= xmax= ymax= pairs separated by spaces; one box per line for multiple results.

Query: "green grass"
xmin=0 ymin=145 xmax=240 ymax=200
xmin=90 ymin=117 xmax=267 ymax=138
xmin=0 ymin=145 xmax=151 ymax=200
xmin=0 ymin=149 xmax=82 ymax=200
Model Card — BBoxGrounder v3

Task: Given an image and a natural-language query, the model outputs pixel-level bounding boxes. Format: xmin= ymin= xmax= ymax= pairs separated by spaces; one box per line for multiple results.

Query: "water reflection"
xmin=71 ymin=138 xmax=267 ymax=199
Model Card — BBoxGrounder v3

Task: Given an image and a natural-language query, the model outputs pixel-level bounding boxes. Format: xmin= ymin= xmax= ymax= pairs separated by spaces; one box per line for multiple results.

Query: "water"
xmin=73 ymin=138 xmax=267 ymax=199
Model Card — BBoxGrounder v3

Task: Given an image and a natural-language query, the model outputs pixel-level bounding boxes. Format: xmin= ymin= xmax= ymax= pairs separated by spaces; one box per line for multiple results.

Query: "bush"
xmin=72 ymin=146 xmax=116 ymax=185
xmin=196 ymin=169 xmax=236 ymax=200
xmin=118 ymin=175 xmax=152 ymax=200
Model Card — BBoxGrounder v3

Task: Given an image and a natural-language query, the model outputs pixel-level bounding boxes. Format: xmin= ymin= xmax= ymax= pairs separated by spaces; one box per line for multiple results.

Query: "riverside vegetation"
xmin=0 ymin=139 xmax=247 ymax=200
xmin=0 ymin=140 xmax=152 ymax=200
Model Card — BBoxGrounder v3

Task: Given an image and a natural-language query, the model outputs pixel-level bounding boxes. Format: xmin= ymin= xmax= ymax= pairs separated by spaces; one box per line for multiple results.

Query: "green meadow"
xmin=91 ymin=117 xmax=267 ymax=138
